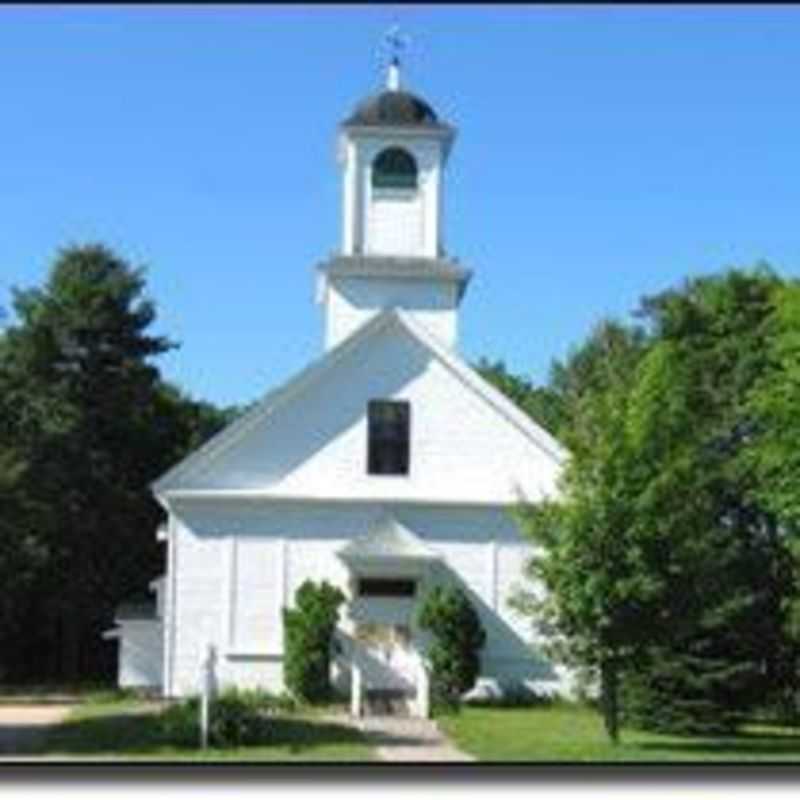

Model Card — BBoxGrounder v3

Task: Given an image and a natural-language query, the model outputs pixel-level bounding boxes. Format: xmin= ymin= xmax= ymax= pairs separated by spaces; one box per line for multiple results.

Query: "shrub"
xmin=159 ymin=687 xmax=296 ymax=748
xmin=416 ymin=584 xmax=486 ymax=712
xmin=282 ymin=580 xmax=346 ymax=703
xmin=620 ymin=656 xmax=745 ymax=736
xmin=208 ymin=687 xmax=272 ymax=747
xmin=159 ymin=697 xmax=201 ymax=748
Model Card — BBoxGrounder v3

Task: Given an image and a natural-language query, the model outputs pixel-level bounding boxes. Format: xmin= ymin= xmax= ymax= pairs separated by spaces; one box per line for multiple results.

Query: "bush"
xmin=283 ymin=580 xmax=346 ymax=703
xmin=159 ymin=687 xmax=297 ymax=748
xmin=159 ymin=697 xmax=201 ymax=748
xmin=208 ymin=687 xmax=272 ymax=747
xmin=417 ymin=584 xmax=486 ymax=712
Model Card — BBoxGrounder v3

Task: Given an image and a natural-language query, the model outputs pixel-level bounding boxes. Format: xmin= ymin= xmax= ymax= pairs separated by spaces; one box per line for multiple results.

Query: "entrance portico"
xmin=336 ymin=511 xmax=440 ymax=714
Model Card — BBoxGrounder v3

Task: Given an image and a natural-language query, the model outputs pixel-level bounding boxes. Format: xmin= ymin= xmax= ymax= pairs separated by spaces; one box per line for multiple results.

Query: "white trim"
xmin=160 ymin=489 xmax=532 ymax=508
xmin=165 ymin=514 xmax=178 ymax=698
xmin=226 ymin=533 xmax=237 ymax=650
xmin=224 ymin=651 xmax=283 ymax=661
xmin=280 ymin=537 xmax=288 ymax=613
xmin=491 ymin=536 xmax=499 ymax=611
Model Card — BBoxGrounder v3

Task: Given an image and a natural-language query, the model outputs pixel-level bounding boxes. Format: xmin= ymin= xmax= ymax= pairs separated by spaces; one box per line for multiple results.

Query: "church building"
xmin=108 ymin=56 xmax=573 ymax=711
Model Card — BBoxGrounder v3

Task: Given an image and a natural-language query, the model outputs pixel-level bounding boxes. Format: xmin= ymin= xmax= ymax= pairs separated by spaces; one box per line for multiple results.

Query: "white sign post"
xmin=199 ymin=643 xmax=217 ymax=749
xmin=350 ymin=661 xmax=362 ymax=718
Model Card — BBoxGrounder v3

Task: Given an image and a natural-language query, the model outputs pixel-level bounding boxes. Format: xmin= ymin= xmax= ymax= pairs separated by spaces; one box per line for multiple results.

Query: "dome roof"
xmin=343 ymin=89 xmax=444 ymax=128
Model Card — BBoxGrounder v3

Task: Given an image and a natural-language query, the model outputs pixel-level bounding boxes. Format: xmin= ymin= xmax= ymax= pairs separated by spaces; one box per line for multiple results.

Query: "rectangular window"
xmin=357 ymin=578 xmax=416 ymax=598
xmin=367 ymin=400 xmax=410 ymax=475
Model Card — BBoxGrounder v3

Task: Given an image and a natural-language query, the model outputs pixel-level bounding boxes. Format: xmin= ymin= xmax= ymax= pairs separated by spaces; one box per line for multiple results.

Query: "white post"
xmin=350 ymin=661 xmax=362 ymax=718
xmin=200 ymin=643 xmax=217 ymax=749
xmin=387 ymin=59 xmax=400 ymax=91
xmin=416 ymin=656 xmax=430 ymax=719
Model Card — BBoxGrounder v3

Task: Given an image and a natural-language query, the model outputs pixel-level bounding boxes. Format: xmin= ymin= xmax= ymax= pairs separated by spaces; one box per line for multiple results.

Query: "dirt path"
xmin=355 ymin=715 xmax=474 ymax=762
xmin=0 ymin=704 xmax=73 ymax=756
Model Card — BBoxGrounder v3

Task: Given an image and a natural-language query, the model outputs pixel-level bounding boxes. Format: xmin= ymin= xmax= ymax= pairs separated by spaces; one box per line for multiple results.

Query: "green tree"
xmin=475 ymin=359 xmax=565 ymax=436
xmin=513 ymin=267 xmax=800 ymax=739
xmin=746 ymin=282 xmax=800 ymax=526
xmin=628 ymin=267 xmax=796 ymax=731
xmin=743 ymin=281 xmax=800 ymax=715
xmin=282 ymin=580 xmax=346 ymax=703
xmin=417 ymin=584 xmax=486 ymax=711
xmin=512 ymin=320 xmax=659 ymax=742
xmin=0 ymin=244 xmax=234 ymax=683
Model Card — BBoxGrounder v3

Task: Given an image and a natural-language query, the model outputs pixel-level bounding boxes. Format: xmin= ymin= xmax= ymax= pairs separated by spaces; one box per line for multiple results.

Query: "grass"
xmin=438 ymin=702 xmax=800 ymax=762
xmin=18 ymin=693 xmax=375 ymax=762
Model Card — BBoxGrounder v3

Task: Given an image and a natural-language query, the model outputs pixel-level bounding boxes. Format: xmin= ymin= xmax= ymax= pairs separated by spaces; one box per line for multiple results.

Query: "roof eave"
xmin=339 ymin=122 xmax=457 ymax=141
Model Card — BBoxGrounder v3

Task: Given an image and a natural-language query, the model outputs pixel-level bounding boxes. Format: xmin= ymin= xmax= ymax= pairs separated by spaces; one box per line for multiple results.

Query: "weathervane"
xmin=379 ymin=24 xmax=410 ymax=90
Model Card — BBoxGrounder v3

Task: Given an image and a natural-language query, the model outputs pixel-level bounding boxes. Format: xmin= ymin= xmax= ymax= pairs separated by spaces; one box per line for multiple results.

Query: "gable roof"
xmin=152 ymin=308 xmax=567 ymax=497
xmin=337 ymin=511 xmax=441 ymax=564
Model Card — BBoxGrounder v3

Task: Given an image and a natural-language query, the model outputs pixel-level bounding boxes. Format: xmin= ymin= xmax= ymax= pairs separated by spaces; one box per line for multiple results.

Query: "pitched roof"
xmin=152 ymin=308 xmax=567 ymax=497
xmin=115 ymin=602 xmax=157 ymax=621
xmin=337 ymin=511 xmax=440 ymax=563
xmin=343 ymin=89 xmax=445 ymax=129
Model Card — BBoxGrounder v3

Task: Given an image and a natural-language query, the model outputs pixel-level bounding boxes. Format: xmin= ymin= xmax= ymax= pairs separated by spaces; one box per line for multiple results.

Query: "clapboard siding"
xmin=165 ymin=501 xmax=571 ymax=697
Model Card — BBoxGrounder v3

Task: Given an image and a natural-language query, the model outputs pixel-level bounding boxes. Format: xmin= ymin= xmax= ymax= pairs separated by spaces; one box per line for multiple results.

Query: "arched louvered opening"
xmin=372 ymin=147 xmax=418 ymax=190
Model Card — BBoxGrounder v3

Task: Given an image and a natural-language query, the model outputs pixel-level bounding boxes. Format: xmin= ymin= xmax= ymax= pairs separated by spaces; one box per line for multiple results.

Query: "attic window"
xmin=372 ymin=147 xmax=418 ymax=190
xmin=367 ymin=400 xmax=410 ymax=475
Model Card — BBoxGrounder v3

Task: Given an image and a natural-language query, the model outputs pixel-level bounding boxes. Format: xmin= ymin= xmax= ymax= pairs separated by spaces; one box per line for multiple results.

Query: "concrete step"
xmin=364 ymin=690 xmax=412 ymax=717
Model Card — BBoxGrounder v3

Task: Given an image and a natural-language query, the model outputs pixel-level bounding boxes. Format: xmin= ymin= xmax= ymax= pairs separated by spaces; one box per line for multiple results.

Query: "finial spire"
xmin=381 ymin=25 xmax=408 ymax=92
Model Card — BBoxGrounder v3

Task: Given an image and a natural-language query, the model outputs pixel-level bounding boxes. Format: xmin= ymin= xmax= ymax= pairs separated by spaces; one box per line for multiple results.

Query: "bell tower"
xmin=339 ymin=56 xmax=454 ymax=259
xmin=316 ymin=52 xmax=472 ymax=351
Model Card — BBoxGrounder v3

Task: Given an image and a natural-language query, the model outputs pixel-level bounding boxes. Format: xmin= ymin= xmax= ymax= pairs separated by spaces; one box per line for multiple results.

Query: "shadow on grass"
xmin=17 ymin=708 xmax=367 ymax=758
xmin=634 ymin=729 xmax=800 ymax=758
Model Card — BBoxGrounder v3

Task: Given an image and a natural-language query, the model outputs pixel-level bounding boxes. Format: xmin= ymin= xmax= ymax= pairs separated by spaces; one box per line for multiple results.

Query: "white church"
xmin=106 ymin=57 xmax=573 ymax=712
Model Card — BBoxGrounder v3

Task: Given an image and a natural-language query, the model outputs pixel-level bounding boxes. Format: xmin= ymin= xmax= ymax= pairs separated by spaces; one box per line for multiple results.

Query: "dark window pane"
xmin=368 ymin=400 xmax=410 ymax=475
xmin=372 ymin=147 xmax=418 ymax=190
xmin=358 ymin=579 xmax=416 ymax=597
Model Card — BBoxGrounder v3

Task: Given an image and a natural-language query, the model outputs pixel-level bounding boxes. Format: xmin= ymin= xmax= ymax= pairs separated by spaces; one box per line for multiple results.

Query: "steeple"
xmin=315 ymin=47 xmax=471 ymax=352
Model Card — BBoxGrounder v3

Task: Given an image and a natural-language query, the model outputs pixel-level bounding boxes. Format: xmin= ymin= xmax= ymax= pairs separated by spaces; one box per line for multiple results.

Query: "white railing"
xmin=350 ymin=661 xmax=363 ymax=718
xmin=349 ymin=651 xmax=428 ymax=719
xmin=415 ymin=655 xmax=430 ymax=719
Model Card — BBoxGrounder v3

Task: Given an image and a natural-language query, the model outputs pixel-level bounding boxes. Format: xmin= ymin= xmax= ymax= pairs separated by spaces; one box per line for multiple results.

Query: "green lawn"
xmin=25 ymin=695 xmax=375 ymax=762
xmin=438 ymin=703 xmax=800 ymax=762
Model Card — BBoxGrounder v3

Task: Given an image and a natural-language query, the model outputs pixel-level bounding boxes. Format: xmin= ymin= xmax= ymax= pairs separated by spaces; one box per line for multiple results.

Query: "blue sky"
xmin=2 ymin=6 xmax=800 ymax=408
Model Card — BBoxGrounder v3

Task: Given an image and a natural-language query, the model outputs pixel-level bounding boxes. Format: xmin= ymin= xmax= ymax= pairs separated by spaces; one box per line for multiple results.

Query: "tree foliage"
xmin=282 ymin=580 xmax=346 ymax=703
xmin=476 ymin=359 xmax=565 ymax=437
xmin=417 ymin=584 xmax=486 ymax=711
xmin=511 ymin=321 xmax=656 ymax=741
xmin=493 ymin=266 xmax=800 ymax=738
xmin=746 ymin=282 xmax=800 ymax=526
xmin=0 ymin=244 xmax=235 ymax=683
xmin=624 ymin=267 xmax=797 ymax=732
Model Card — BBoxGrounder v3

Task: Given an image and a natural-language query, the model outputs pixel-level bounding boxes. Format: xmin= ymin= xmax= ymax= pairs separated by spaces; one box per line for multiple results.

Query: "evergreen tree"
xmin=502 ymin=267 xmax=799 ymax=737
xmin=622 ymin=267 xmax=796 ymax=732
xmin=0 ymin=244 xmax=234 ymax=682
